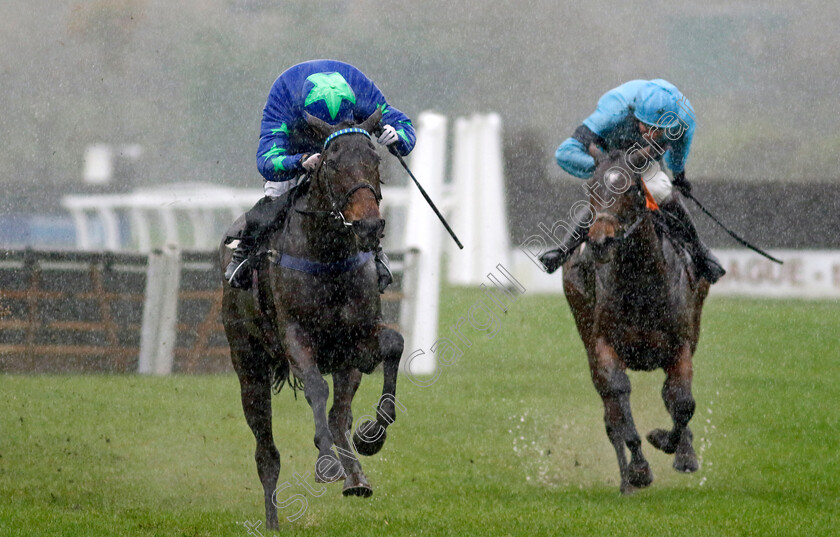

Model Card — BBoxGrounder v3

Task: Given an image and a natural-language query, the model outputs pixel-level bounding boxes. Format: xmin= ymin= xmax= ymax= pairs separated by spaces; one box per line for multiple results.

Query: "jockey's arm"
xmin=555 ymin=137 xmax=594 ymax=179
xmin=353 ymin=88 xmax=416 ymax=157
xmin=378 ymin=104 xmax=416 ymax=156
xmin=555 ymin=124 xmax=604 ymax=179
xmin=256 ymin=133 xmax=306 ymax=183
xmin=664 ymin=124 xmax=694 ymax=181
xmin=556 ymin=85 xmax=631 ymax=179
xmin=663 ymin=103 xmax=695 ymax=177
xmin=348 ymin=72 xmax=416 ymax=157
xmin=256 ymin=104 xmax=308 ymax=183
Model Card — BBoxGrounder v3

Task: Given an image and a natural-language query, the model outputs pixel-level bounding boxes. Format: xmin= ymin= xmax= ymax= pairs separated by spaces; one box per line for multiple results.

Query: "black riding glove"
xmin=673 ymin=171 xmax=692 ymax=196
xmin=538 ymin=249 xmax=565 ymax=274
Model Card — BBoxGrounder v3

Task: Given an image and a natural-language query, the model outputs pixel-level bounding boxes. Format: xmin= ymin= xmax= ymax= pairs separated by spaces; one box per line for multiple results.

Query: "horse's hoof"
xmin=627 ymin=460 xmax=654 ymax=489
xmin=353 ymin=421 xmax=386 ymax=457
xmin=647 ymin=429 xmax=677 ymax=454
xmin=674 ymin=451 xmax=700 ymax=473
xmin=314 ymin=453 xmax=345 ymax=483
xmin=620 ymin=481 xmax=640 ymax=495
xmin=342 ymin=472 xmax=373 ymax=498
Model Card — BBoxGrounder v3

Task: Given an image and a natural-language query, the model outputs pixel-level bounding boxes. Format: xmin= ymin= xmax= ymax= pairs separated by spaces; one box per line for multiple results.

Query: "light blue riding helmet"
xmin=632 ymin=80 xmax=682 ymax=129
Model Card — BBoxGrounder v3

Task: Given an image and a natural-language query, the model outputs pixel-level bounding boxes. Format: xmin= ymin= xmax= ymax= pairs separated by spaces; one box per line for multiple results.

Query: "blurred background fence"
xmin=0 ymin=248 xmax=415 ymax=374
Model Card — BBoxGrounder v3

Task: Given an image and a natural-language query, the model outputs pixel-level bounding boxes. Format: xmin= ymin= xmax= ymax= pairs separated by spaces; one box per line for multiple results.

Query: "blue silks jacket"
xmin=257 ymin=60 xmax=416 ymax=183
xmin=555 ymin=79 xmax=696 ymax=179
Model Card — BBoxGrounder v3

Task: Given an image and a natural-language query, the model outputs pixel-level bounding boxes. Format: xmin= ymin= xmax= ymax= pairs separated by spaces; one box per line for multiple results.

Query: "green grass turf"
xmin=1 ymin=289 xmax=838 ymax=536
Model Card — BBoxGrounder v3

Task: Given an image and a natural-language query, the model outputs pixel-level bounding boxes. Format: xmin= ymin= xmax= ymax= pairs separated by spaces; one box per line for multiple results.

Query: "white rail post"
xmin=97 ymin=206 xmax=122 ymax=251
xmin=68 ymin=208 xmax=92 ymax=250
xmin=476 ymin=113 xmax=511 ymax=274
xmin=448 ymin=116 xmax=478 ymax=285
xmin=448 ymin=113 xmax=510 ymax=285
xmin=401 ymin=112 xmax=447 ymax=376
xmin=138 ymin=244 xmax=182 ymax=375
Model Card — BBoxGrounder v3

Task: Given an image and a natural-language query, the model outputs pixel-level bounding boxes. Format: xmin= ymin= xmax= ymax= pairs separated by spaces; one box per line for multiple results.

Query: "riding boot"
xmin=225 ymin=192 xmax=293 ymax=289
xmin=659 ymin=196 xmax=726 ymax=284
xmin=224 ymin=237 xmax=257 ymax=289
xmin=538 ymin=208 xmax=591 ymax=274
xmin=374 ymin=246 xmax=393 ymax=294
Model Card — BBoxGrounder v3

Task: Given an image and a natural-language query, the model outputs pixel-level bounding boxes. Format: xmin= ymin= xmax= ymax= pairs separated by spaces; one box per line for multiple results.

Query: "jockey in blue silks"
xmin=539 ymin=79 xmax=725 ymax=283
xmin=225 ymin=60 xmax=416 ymax=290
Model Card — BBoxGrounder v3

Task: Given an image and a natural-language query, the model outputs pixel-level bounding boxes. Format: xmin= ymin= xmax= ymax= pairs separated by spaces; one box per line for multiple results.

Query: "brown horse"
xmin=220 ymin=109 xmax=404 ymax=529
xmin=562 ymin=150 xmax=709 ymax=494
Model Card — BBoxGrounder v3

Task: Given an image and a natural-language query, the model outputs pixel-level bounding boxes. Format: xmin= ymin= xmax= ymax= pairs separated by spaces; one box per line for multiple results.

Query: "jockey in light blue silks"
xmin=539 ymin=79 xmax=725 ymax=283
xmin=225 ymin=60 xmax=416 ymax=290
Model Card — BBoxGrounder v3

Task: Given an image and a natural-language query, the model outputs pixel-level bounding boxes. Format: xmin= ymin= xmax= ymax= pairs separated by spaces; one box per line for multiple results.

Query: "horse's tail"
xmin=270 ymin=356 xmax=304 ymax=397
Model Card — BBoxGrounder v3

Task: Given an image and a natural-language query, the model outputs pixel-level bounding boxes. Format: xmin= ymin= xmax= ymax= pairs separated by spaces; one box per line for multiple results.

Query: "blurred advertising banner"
xmin=511 ymin=249 xmax=840 ymax=299
xmin=712 ymin=250 xmax=840 ymax=299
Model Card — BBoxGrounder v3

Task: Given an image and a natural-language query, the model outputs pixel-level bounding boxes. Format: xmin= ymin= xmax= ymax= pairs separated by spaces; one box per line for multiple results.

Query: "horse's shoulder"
xmin=562 ymin=243 xmax=595 ymax=296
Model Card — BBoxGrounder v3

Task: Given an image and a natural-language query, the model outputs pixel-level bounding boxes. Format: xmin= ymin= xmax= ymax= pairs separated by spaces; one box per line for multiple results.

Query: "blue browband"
xmin=274 ymin=251 xmax=374 ymax=275
xmin=322 ymin=128 xmax=372 ymax=151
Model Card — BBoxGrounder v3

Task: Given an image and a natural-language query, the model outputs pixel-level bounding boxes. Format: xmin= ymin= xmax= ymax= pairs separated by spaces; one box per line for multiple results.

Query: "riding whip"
xmin=389 ymin=146 xmax=464 ymax=250
xmin=683 ymin=190 xmax=783 ymax=265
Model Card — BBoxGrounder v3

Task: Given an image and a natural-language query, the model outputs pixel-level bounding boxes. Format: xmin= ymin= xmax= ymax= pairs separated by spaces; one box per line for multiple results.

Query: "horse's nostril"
xmin=353 ymin=218 xmax=386 ymax=240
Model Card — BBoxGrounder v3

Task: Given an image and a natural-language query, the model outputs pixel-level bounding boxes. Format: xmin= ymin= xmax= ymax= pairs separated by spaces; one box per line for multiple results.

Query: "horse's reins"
xmin=682 ymin=190 xmax=783 ymax=265
xmin=295 ymin=127 xmax=381 ymax=230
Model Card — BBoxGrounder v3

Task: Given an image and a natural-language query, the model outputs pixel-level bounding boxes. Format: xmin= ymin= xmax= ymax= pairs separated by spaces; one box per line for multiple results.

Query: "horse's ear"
xmin=305 ymin=112 xmax=335 ymax=141
xmin=359 ymin=107 xmax=383 ymax=134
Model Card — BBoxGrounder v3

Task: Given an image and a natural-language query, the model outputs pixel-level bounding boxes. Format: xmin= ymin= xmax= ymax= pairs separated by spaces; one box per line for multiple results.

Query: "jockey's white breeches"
xmin=264 ymin=177 xmax=300 ymax=198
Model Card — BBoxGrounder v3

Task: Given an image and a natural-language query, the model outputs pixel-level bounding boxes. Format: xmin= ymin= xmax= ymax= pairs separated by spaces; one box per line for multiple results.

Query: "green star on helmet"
xmin=305 ymin=72 xmax=356 ymax=120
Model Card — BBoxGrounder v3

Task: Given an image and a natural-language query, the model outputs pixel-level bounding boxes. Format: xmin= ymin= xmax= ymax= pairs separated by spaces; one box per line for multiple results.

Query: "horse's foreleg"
xmin=284 ymin=324 xmax=337 ymax=483
xmin=224 ymin=284 xmax=281 ymax=529
xmin=648 ymin=344 xmax=698 ymax=472
xmin=353 ymin=325 xmax=404 ymax=457
xmin=235 ymin=366 xmax=281 ymax=530
xmin=591 ymin=338 xmax=653 ymax=494
xmin=329 ymin=367 xmax=373 ymax=497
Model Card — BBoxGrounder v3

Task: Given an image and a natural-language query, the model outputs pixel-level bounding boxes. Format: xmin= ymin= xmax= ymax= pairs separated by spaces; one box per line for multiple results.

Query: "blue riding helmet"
xmin=633 ymin=81 xmax=681 ymax=128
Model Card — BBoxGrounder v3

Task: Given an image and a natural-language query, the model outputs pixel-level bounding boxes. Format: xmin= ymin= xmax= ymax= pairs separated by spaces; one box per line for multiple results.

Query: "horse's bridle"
xmin=296 ymin=128 xmax=381 ymax=229
xmin=592 ymin=211 xmax=646 ymax=245
xmin=590 ymin=173 xmax=648 ymax=246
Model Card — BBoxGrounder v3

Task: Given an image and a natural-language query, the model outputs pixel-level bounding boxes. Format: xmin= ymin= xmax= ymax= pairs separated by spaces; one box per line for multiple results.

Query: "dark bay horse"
xmin=562 ymin=150 xmax=710 ymax=494
xmin=220 ymin=109 xmax=404 ymax=529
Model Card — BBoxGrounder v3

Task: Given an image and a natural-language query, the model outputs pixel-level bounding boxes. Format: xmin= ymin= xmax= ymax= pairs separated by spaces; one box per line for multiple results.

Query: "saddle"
xmin=222 ymin=182 xmax=306 ymax=301
xmin=224 ymin=181 xmax=309 ymax=245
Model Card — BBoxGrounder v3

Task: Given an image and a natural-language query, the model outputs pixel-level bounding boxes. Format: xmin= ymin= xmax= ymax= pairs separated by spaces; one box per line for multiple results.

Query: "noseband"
xmin=297 ymin=128 xmax=381 ymax=228
xmin=592 ymin=211 xmax=646 ymax=245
